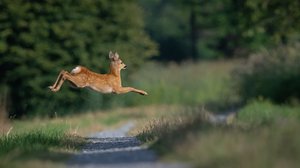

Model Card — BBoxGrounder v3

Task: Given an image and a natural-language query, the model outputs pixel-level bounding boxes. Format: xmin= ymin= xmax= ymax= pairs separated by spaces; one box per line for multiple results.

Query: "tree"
xmin=0 ymin=0 xmax=157 ymax=117
xmin=139 ymin=0 xmax=300 ymax=60
xmin=139 ymin=0 xmax=190 ymax=61
xmin=240 ymin=0 xmax=300 ymax=43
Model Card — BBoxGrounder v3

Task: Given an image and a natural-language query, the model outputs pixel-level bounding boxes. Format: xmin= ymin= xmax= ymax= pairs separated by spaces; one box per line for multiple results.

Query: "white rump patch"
xmin=71 ymin=66 xmax=81 ymax=74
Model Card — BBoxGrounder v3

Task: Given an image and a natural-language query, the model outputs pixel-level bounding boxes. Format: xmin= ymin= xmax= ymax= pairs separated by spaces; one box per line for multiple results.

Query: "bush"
xmin=234 ymin=43 xmax=300 ymax=103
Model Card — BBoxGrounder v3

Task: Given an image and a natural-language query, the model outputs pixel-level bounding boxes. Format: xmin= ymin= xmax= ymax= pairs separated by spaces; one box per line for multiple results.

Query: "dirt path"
xmin=67 ymin=122 xmax=189 ymax=168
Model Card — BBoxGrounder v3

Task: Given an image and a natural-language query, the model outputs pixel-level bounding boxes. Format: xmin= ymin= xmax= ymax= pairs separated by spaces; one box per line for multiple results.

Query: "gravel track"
xmin=67 ymin=122 xmax=189 ymax=168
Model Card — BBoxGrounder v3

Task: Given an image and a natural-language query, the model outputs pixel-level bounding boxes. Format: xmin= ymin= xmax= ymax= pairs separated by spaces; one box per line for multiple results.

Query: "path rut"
xmin=67 ymin=122 xmax=189 ymax=168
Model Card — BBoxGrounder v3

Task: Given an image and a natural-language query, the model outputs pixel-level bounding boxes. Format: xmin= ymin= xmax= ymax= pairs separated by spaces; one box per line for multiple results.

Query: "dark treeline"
xmin=140 ymin=0 xmax=300 ymax=61
xmin=0 ymin=0 xmax=157 ymax=117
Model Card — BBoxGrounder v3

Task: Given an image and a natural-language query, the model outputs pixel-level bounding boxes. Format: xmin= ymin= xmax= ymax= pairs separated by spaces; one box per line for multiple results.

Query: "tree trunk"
xmin=190 ymin=4 xmax=197 ymax=60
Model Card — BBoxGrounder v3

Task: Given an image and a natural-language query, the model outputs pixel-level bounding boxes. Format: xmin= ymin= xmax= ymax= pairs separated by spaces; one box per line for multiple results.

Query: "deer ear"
xmin=109 ymin=51 xmax=114 ymax=60
xmin=114 ymin=52 xmax=119 ymax=60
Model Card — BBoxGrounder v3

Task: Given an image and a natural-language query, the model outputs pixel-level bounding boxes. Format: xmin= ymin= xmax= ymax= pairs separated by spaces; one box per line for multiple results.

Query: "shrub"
xmin=234 ymin=43 xmax=300 ymax=103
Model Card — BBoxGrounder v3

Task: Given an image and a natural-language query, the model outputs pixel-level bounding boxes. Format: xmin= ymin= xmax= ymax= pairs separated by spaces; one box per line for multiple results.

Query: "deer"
xmin=48 ymin=51 xmax=148 ymax=96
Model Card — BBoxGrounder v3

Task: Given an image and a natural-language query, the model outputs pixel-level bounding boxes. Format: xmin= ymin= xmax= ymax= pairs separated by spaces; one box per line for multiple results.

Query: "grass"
xmin=237 ymin=99 xmax=300 ymax=126
xmin=131 ymin=60 xmax=300 ymax=168
xmin=138 ymin=100 xmax=300 ymax=168
xmin=0 ymin=124 xmax=83 ymax=168
xmin=0 ymin=60 xmax=241 ymax=167
xmin=2 ymin=59 xmax=299 ymax=168
xmin=0 ymin=104 xmax=176 ymax=168
xmin=110 ymin=60 xmax=239 ymax=111
xmin=175 ymin=121 xmax=300 ymax=168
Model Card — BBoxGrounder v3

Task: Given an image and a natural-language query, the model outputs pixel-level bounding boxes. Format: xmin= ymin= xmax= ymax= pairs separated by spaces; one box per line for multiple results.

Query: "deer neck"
xmin=109 ymin=64 xmax=121 ymax=78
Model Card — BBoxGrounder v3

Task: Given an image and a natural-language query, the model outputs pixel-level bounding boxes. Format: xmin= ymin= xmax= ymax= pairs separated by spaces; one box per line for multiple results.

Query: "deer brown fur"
xmin=49 ymin=51 xmax=148 ymax=96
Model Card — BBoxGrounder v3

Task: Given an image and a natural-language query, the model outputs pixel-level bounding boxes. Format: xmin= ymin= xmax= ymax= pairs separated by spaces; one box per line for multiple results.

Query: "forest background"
xmin=0 ymin=0 xmax=299 ymax=118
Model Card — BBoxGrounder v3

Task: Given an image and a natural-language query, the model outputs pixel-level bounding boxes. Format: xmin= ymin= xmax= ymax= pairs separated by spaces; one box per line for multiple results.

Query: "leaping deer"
xmin=48 ymin=51 xmax=148 ymax=96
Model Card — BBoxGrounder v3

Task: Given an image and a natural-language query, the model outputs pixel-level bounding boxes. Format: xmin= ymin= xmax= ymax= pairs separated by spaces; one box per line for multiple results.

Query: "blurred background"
xmin=0 ymin=0 xmax=299 ymax=118
xmin=1 ymin=1 xmax=300 ymax=167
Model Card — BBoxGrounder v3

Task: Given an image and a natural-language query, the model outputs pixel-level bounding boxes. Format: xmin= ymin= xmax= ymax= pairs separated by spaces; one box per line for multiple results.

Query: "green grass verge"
xmin=237 ymin=99 xmax=300 ymax=126
xmin=0 ymin=123 xmax=84 ymax=168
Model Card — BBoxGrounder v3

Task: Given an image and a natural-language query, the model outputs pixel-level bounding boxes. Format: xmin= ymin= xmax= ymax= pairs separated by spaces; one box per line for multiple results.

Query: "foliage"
xmin=241 ymin=0 xmax=300 ymax=43
xmin=0 ymin=0 xmax=157 ymax=117
xmin=234 ymin=43 xmax=300 ymax=103
xmin=139 ymin=0 xmax=191 ymax=61
xmin=139 ymin=0 xmax=300 ymax=60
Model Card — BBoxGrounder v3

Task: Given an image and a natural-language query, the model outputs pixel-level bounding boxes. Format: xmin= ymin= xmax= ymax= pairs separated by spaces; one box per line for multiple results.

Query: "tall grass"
xmin=136 ymin=57 xmax=300 ymax=167
xmin=139 ymin=103 xmax=300 ymax=168
xmin=176 ymin=121 xmax=300 ymax=168
xmin=8 ymin=60 xmax=238 ymax=117
xmin=137 ymin=107 xmax=213 ymax=153
xmin=237 ymin=99 xmax=300 ymax=126
xmin=108 ymin=60 xmax=239 ymax=111
xmin=0 ymin=127 xmax=78 ymax=156
xmin=0 ymin=122 xmax=84 ymax=168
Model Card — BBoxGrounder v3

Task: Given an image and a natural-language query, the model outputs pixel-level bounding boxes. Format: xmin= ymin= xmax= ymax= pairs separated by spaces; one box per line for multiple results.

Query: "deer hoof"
xmin=48 ymin=86 xmax=57 ymax=92
xmin=141 ymin=91 xmax=148 ymax=96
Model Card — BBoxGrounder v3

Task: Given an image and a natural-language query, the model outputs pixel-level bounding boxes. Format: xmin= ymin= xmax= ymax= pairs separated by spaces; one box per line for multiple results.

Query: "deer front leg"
xmin=114 ymin=87 xmax=148 ymax=95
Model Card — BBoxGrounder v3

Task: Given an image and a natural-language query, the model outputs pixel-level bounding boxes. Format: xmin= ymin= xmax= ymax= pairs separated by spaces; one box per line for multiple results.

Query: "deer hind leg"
xmin=114 ymin=87 xmax=148 ymax=95
xmin=49 ymin=70 xmax=66 ymax=91
xmin=49 ymin=71 xmax=86 ymax=92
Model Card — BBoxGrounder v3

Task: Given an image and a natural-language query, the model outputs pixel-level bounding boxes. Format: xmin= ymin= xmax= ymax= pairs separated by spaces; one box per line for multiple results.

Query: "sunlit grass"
xmin=0 ymin=124 xmax=84 ymax=168
xmin=139 ymin=61 xmax=237 ymax=104
xmin=109 ymin=60 xmax=240 ymax=110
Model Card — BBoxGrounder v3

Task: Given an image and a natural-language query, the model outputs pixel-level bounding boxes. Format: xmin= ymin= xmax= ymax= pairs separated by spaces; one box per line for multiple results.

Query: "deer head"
xmin=109 ymin=51 xmax=127 ymax=75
